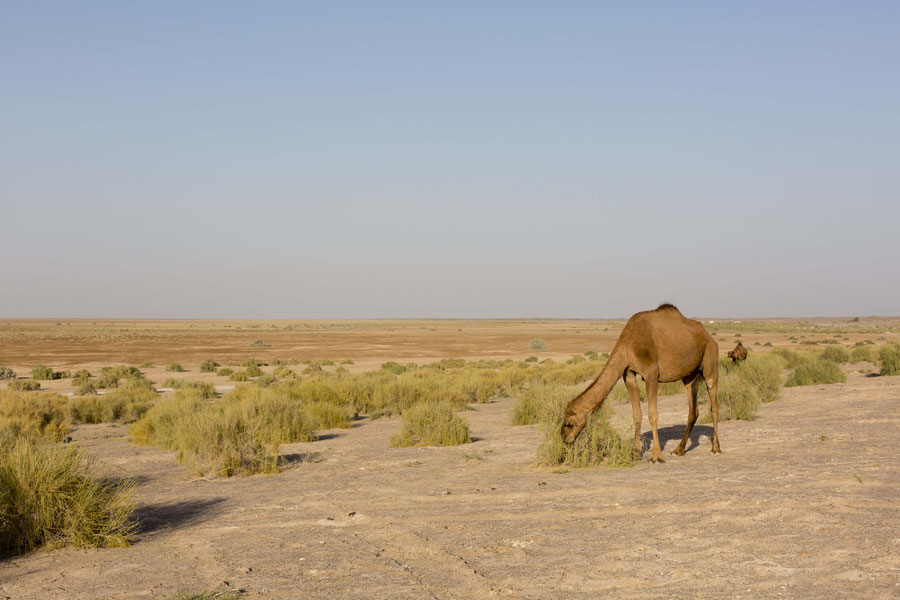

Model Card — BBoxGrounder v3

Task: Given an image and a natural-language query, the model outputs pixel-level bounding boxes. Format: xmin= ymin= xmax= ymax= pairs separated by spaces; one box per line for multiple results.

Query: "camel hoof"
xmin=670 ymin=448 xmax=684 ymax=456
xmin=650 ymin=455 xmax=665 ymax=463
xmin=710 ymin=446 xmax=722 ymax=454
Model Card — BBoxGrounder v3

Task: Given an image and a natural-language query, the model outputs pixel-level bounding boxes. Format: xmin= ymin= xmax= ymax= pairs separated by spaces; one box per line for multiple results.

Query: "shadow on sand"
xmin=642 ymin=424 xmax=715 ymax=454
xmin=134 ymin=498 xmax=227 ymax=536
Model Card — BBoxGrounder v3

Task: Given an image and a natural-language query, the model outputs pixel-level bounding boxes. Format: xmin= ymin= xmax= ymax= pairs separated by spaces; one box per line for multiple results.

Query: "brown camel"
xmin=727 ymin=341 xmax=748 ymax=364
xmin=561 ymin=304 xmax=721 ymax=462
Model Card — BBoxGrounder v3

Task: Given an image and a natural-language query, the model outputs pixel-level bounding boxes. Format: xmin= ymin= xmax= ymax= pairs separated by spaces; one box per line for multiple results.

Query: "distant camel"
xmin=561 ymin=304 xmax=721 ymax=462
xmin=727 ymin=341 xmax=748 ymax=364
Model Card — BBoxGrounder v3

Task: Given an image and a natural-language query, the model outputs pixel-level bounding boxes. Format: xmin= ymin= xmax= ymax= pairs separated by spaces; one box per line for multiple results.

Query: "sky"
xmin=1 ymin=1 xmax=898 ymax=319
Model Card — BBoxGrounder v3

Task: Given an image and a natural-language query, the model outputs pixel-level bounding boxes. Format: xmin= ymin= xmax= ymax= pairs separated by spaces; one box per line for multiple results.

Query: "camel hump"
xmin=656 ymin=303 xmax=680 ymax=312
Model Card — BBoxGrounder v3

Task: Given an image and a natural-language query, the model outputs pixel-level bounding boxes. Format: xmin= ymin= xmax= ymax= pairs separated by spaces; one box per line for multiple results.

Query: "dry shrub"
xmin=31 ymin=365 xmax=64 ymax=380
xmin=161 ymin=379 xmax=217 ymax=399
xmin=303 ymin=401 xmax=352 ymax=429
xmin=199 ymin=359 xmax=219 ymax=373
xmin=510 ymin=384 xmax=572 ymax=426
xmin=389 ymin=401 xmax=471 ymax=447
xmin=536 ymin=401 xmax=633 ymax=468
xmin=0 ymin=436 xmax=136 ymax=555
xmin=730 ymin=353 xmax=784 ymax=403
xmin=850 ymin=346 xmax=875 ymax=363
xmin=820 ymin=346 xmax=850 ymax=364
xmin=8 ymin=379 xmax=40 ymax=392
xmin=785 ymin=358 xmax=846 ymax=387
xmin=701 ymin=376 xmax=761 ymax=422
xmin=68 ymin=388 xmax=157 ymax=424
xmin=0 ymin=391 xmax=70 ymax=442
xmin=879 ymin=344 xmax=900 ymax=376
xmin=0 ymin=366 xmax=16 ymax=380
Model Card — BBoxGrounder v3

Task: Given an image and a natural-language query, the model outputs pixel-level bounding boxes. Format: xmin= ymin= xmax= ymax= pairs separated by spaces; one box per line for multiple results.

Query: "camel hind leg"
xmin=703 ymin=350 xmax=722 ymax=454
xmin=671 ymin=375 xmax=699 ymax=456
xmin=624 ymin=371 xmax=643 ymax=461
xmin=644 ymin=369 xmax=664 ymax=463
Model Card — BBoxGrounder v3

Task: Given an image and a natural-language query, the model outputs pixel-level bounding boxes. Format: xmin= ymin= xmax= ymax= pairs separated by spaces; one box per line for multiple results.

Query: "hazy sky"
xmin=2 ymin=2 xmax=898 ymax=318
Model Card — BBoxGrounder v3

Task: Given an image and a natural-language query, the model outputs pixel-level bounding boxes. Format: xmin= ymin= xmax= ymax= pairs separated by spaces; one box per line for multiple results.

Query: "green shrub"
xmin=304 ymin=401 xmax=352 ymax=429
xmin=524 ymin=356 xmax=538 ymax=363
xmin=381 ymin=361 xmax=406 ymax=375
xmin=785 ymin=359 xmax=846 ymax=387
xmin=731 ymin=354 xmax=784 ymax=403
xmin=0 ymin=436 xmax=136 ymax=554
xmin=340 ymin=359 xmax=354 ymax=365
xmin=529 ymin=338 xmax=548 ymax=351
xmin=850 ymin=346 xmax=875 ymax=363
xmin=229 ymin=370 xmax=249 ymax=382
xmin=160 ymin=379 xmax=217 ymax=399
xmin=0 ymin=391 xmax=70 ymax=442
xmin=510 ymin=384 xmax=571 ymax=426
xmin=536 ymin=402 xmax=633 ymax=468
xmin=0 ymin=367 xmax=16 ymax=380
xmin=8 ymin=380 xmax=40 ymax=392
xmin=76 ymin=381 xmax=98 ymax=396
xmin=166 ymin=363 xmax=185 ymax=373
xmin=878 ymin=344 xmax=900 ymax=376
xmin=68 ymin=388 xmax=157 ymax=424
xmin=702 ymin=376 xmax=761 ymax=422
xmin=199 ymin=359 xmax=220 ymax=373
xmin=217 ymin=368 xmax=234 ymax=376
xmin=390 ymin=401 xmax=471 ymax=447
xmin=820 ymin=346 xmax=850 ymax=364
xmin=31 ymin=365 xmax=63 ymax=381
xmin=245 ymin=364 xmax=263 ymax=378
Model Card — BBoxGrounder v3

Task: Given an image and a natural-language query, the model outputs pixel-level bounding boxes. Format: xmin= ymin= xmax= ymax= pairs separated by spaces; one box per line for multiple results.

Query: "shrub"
xmin=0 ymin=436 xmax=136 ymax=554
xmin=529 ymin=338 xmax=548 ymax=351
xmin=245 ymin=364 xmax=263 ymax=378
xmin=524 ymin=356 xmax=538 ymax=363
xmin=731 ymin=354 xmax=784 ymax=403
xmin=390 ymin=401 xmax=471 ymax=447
xmin=785 ymin=359 xmax=846 ymax=387
xmin=217 ymin=368 xmax=234 ymax=376
xmin=8 ymin=380 xmax=40 ymax=392
xmin=536 ymin=402 xmax=633 ymax=468
xmin=820 ymin=346 xmax=850 ymax=364
xmin=0 ymin=391 xmax=70 ymax=442
xmin=254 ymin=374 xmax=278 ymax=388
xmin=76 ymin=381 xmax=98 ymax=395
xmin=850 ymin=346 xmax=875 ymax=363
xmin=31 ymin=365 xmax=62 ymax=381
xmin=381 ymin=361 xmax=406 ymax=375
xmin=248 ymin=340 xmax=269 ymax=347
xmin=229 ymin=370 xmax=249 ymax=382
xmin=340 ymin=359 xmax=354 ymax=365
xmin=199 ymin=359 xmax=219 ymax=373
xmin=584 ymin=351 xmax=599 ymax=360
xmin=304 ymin=401 xmax=352 ymax=429
xmin=0 ymin=366 xmax=16 ymax=380
xmin=166 ymin=363 xmax=185 ymax=373
xmin=511 ymin=384 xmax=571 ymax=426
xmin=879 ymin=344 xmax=900 ymax=376
xmin=160 ymin=379 xmax=217 ymax=399
xmin=68 ymin=388 xmax=157 ymax=424
xmin=704 ymin=376 xmax=761 ymax=421
xmin=272 ymin=365 xmax=295 ymax=379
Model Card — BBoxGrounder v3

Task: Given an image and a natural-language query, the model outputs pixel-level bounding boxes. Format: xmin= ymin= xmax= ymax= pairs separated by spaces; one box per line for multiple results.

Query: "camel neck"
xmin=573 ymin=349 xmax=627 ymax=412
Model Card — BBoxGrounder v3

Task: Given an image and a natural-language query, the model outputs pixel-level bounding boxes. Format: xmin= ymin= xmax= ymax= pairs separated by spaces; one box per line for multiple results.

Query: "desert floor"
xmin=1 ymin=318 xmax=899 ymax=599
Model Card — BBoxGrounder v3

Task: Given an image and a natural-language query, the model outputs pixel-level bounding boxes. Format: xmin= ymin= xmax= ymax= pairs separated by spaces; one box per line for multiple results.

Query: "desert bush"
xmin=199 ymin=359 xmax=220 ymax=373
xmin=245 ymin=364 xmax=263 ymax=377
xmin=536 ymin=402 xmax=633 ymax=468
xmin=584 ymin=351 xmax=599 ymax=360
xmin=217 ymin=368 xmax=234 ymax=376
xmin=0 ymin=391 xmax=70 ymax=442
xmin=229 ymin=370 xmax=249 ymax=382
xmin=878 ymin=344 xmax=900 ymax=376
xmin=566 ymin=355 xmax=586 ymax=365
xmin=524 ymin=356 xmax=538 ymax=363
xmin=8 ymin=380 xmax=40 ymax=392
xmin=254 ymin=374 xmax=278 ymax=388
xmin=381 ymin=361 xmax=407 ymax=375
xmin=701 ymin=376 xmax=761 ymax=422
xmin=248 ymin=340 xmax=269 ymax=347
xmin=850 ymin=346 xmax=875 ymax=363
xmin=76 ymin=381 xmax=98 ymax=395
xmin=529 ymin=338 xmax=548 ymax=351
xmin=31 ymin=365 xmax=64 ymax=380
xmin=0 ymin=366 xmax=16 ymax=380
xmin=166 ymin=363 xmax=185 ymax=373
xmin=340 ymin=359 xmax=354 ymax=365
xmin=272 ymin=365 xmax=296 ymax=379
xmin=304 ymin=401 xmax=352 ymax=429
xmin=68 ymin=388 xmax=157 ymax=424
xmin=510 ymin=384 xmax=571 ymax=426
xmin=389 ymin=401 xmax=471 ymax=447
xmin=0 ymin=436 xmax=136 ymax=555
xmin=785 ymin=358 xmax=846 ymax=387
xmin=820 ymin=346 xmax=850 ymax=364
xmin=731 ymin=354 xmax=784 ymax=403
xmin=161 ymin=379 xmax=217 ymax=399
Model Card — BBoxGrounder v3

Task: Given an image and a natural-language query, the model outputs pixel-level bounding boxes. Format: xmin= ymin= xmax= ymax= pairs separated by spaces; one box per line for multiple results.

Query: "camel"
xmin=727 ymin=341 xmax=748 ymax=364
xmin=561 ymin=304 xmax=721 ymax=462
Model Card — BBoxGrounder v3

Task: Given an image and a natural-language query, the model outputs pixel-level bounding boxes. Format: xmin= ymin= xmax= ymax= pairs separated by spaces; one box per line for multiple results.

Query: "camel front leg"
xmin=624 ymin=371 xmax=643 ymax=461
xmin=672 ymin=377 xmax=699 ymax=456
xmin=707 ymin=376 xmax=722 ymax=454
xmin=644 ymin=370 xmax=664 ymax=463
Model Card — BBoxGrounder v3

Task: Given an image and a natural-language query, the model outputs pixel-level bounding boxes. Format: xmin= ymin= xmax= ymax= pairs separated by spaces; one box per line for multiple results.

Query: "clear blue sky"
xmin=2 ymin=2 xmax=898 ymax=318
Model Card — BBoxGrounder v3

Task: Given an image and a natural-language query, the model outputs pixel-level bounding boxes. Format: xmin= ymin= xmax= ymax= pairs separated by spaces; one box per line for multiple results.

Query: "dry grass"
xmin=389 ymin=401 xmax=471 ymax=447
xmin=785 ymin=358 xmax=846 ymax=387
xmin=879 ymin=344 xmax=900 ymax=376
xmin=536 ymin=400 xmax=634 ymax=469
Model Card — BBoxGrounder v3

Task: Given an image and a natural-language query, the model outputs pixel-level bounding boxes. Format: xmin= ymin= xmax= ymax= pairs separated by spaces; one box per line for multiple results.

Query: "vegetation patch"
xmin=879 ymin=344 xmax=900 ymax=376
xmin=786 ymin=358 xmax=846 ymax=387
xmin=199 ymin=359 xmax=220 ymax=373
xmin=820 ymin=346 xmax=850 ymax=364
xmin=0 ymin=366 xmax=16 ymax=380
xmin=536 ymin=402 xmax=633 ymax=468
xmin=390 ymin=401 xmax=471 ymax=447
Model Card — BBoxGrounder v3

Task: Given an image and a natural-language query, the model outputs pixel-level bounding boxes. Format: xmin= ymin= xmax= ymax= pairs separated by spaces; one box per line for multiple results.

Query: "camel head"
xmin=560 ymin=403 xmax=586 ymax=444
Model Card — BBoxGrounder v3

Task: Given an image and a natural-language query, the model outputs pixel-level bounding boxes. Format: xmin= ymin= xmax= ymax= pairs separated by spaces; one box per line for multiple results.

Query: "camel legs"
xmin=624 ymin=371 xmax=643 ymax=460
xmin=704 ymin=354 xmax=722 ymax=454
xmin=671 ymin=376 xmax=699 ymax=456
xmin=644 ymin=369 xmax=664 ymax=463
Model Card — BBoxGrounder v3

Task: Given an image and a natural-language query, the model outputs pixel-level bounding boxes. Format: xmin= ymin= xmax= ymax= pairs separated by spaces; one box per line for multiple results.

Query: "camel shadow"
xmin=134 ymin=498 xmax=227 ymax=536
xmin=642 ymin=424 xmax=715 ymax=454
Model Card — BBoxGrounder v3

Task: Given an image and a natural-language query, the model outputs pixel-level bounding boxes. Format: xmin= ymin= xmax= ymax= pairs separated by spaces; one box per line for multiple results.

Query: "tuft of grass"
xmin=536 ymin=401 xmax=634 ymax=469
xmin=524 ymin=355 xmax=538 ymax=363
xmin=820 ymin=346 xmax=850 ymax=364
xmin=0 ymin=391 xmax=70 ymax=442
xmin=878 ymin=344 xmax=900 ymax=376
xmin=166 ymin=363 xmax=185 ymax=373
xmin=161 ymin=379 xmax=217 ymax=399
xmin=199 ymin=359 xmax=220 ymax=373
xmin=701 ymin=376 xmax=761 ymax=422
xmin=69 ymin=388 xmax=157 ymax=424
xmin=850 ymin=346 xmax=875 ymax=363
xmin=785 ymin=358 xmax=846 ymax=387
xmin=217 ymin=367 xmax=234 ymax=376
xmin=731 ymin=353 xmax=784 ymax=403
xmin=8 ymin=379 xmax=40 ymax=391
xmin=528 ymin=338 xmax=548 ymax=351
xmin=245 ymin=364 xmax=263 ymax=378
xmin=31 ymin=365 xmax=65 ymax=380
xmin=0 ymin=366 xmax=16 ymax=380
xmin=304 ymin=401 xmax=352 ymax=429
xmin=510 ymin=384 xmax=571 ymax=426
xmin=389 ymin=401 xmax=471 ymax=447
xmin=229 ymin=370 xmax=249 ymax=382
xmin=0 ymin=436 xmax=136 ymax=555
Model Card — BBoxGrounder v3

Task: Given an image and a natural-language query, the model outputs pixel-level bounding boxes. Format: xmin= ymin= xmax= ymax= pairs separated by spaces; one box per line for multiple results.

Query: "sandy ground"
xmin=2 ymin=369 xmax=898 ymax=599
